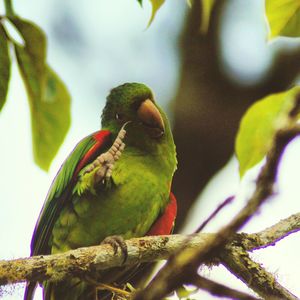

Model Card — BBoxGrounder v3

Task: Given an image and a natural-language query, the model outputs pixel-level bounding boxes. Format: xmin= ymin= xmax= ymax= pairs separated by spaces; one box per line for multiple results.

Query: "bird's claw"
xmin=101 ymin=235 xmax=128 ymax=264
xmin=84 ymin=125 xmax=128 ymax=183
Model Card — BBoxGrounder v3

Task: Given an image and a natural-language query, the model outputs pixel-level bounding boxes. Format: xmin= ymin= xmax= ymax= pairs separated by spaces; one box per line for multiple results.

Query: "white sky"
xmin=0 ymin=0 xmax=299 ymax=299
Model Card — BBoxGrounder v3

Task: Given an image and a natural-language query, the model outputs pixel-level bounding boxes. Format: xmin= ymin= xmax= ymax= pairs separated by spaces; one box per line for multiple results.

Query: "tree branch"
xmin=190 ymin=275 xmax=259 ymax=300
xmin=0 ymin=234 xmax=212 ymax=285
xmin=217 ymin=212 xmax=300 ymax=300
xmin=242 ymin=212 xmax=300 ymax=251
xmin=0 ymin=211 xmax=299 ymax=291
xmin=221 ymin=245 xmax=298 ymax=300
xmin=196 ymin=196 xmax=235 ymax=233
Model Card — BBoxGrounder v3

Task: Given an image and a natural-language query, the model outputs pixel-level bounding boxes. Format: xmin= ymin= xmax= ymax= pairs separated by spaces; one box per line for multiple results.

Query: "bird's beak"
xmin=137 ymin=99 xmax=165 ymax=138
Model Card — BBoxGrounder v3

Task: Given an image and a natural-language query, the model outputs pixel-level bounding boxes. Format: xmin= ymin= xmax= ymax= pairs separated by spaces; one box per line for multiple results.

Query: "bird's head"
xmin=101 ymin=83 xmax=170 ymax=149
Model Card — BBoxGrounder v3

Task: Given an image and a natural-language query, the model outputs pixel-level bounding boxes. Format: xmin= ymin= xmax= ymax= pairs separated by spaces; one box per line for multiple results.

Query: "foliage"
xmin=139 ymin=0 xmax=216 ymax=33
xmin=265 ymin=0 xmax=300 ymax=39
xmin=235 ymin=86 xmax=300 ymax=177
xmin=0 ymin=2 xmax=71 ymax=171
xmin=175 ymin=286 xmax=197 ymax=299
xmin=197 ymin=0 xmax=300 ymax=37
xmin=234 ymin=0 xmax=300 ymax=177
xmin=142 ymin=0 xmax=300 ymax=178
xmin=2 ymin=0 xmax=298 ymax=172
xmin=138 ymin=0 xmax=166 ymax=26
xmin=199 ymin=0 xmax=215 ymax=33
xmin=11 ymin=17 xmax=71 ymax=171
xmin=0 ymin=23 xmax=10 ymax=111
xmin=141 ymin=0 xmax=300 ymax=38
xmin=1 ymin=0 xmax=299 ymax=176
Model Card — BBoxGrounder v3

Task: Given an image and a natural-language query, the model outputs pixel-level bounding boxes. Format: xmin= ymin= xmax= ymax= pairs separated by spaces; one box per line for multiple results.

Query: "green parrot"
xmin=24 ymin=82 xmax=177 ymax=300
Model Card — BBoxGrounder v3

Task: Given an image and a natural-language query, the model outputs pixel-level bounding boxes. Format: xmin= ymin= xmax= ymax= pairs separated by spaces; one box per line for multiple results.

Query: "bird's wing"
xmin=31 ymin=130 xmax=112 ymax=256
xmin=24 ymin=130 xmax=112 ymax=300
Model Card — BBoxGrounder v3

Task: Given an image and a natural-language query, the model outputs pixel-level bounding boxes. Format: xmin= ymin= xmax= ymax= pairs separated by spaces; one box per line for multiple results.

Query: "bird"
xmin=24 ymin=82 xmax=177 ymax=300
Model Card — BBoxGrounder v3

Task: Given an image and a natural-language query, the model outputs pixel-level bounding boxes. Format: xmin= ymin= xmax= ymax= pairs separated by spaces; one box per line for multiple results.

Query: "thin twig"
xmin=97 ymin=283 xmax=131 ymax=299
xmin=190 ymin=275 xmax=259 ymax=300
xmin=196 ymin=196 xmax=235 ymax=233
xmin=4 ymin=0 xmax=14 ymax=17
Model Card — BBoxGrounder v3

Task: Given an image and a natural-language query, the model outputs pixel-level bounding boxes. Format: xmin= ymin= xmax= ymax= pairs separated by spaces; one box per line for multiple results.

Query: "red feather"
xmin=147 ymin=192 xmax=177 ymax=236
xmin=74 ymin=130 xmax=111 ymax=177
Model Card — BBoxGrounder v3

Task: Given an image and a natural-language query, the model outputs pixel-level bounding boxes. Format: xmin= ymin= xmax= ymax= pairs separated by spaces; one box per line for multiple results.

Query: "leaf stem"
xmin=4 ymin=0 xmax=15 ymax=17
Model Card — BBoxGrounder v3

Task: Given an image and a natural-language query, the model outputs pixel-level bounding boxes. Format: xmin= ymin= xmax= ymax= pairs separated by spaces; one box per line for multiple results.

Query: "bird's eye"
xmin=115 ymin=113 xmax=123 ymax=120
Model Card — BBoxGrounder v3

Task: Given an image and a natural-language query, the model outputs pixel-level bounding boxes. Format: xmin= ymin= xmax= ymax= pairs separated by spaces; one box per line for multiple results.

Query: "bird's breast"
xmin=51 ymin=152 xmax=172 ymax=253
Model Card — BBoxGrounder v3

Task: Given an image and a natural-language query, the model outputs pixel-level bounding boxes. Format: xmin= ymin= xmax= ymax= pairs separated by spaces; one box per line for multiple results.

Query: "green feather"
xmin=74 ymin=166 xmax=100 ymax=196
xmin=31 ymin=134 xmax=98 ymax=255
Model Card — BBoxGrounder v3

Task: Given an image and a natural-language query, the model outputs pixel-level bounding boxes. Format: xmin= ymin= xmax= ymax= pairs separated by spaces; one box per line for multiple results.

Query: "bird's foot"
xmin=101 ymin=235 xmax=128 ymax=264
xmin=84 ymin=125 xmax=127 ymax=183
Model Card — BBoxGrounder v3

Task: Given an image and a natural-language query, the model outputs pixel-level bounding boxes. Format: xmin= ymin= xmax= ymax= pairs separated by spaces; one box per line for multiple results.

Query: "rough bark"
xmin=1 ymin=212 xmax=299 ymax=299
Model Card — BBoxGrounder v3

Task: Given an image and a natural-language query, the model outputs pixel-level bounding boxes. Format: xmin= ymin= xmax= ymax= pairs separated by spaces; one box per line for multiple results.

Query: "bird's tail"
xmin=24 ymin=282 xmax=37 ymax=300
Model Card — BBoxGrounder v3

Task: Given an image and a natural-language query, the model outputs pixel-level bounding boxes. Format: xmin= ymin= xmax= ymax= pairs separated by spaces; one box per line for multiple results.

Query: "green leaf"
xmin=147 ymin=0 xmax=165 ymax=27
xmin=12 ymin=17 xmax=71 ymax=171
xmin=235 ymin=86 xmax=300 ymax=177
xmin=186 ymin=0 xmax=193 ymax=8
xmin=10 ymin=17 xmax=47 ymax=97
xmin=200 ymin=0 xmax=216 ymax=34
xmin=0 ymin=23 xmax=11 ymax=111
xmin=265 ymin=0 xmax=300 ymax=39
xmin=175 ymin=286 xmax=197 ymax=299
xmin=32 ymin=66 xmax=71 ymax=171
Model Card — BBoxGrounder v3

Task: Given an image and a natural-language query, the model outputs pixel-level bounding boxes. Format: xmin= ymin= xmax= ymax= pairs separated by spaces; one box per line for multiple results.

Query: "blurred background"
xmin=0 ymin=0 xmax=300 ymax=299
